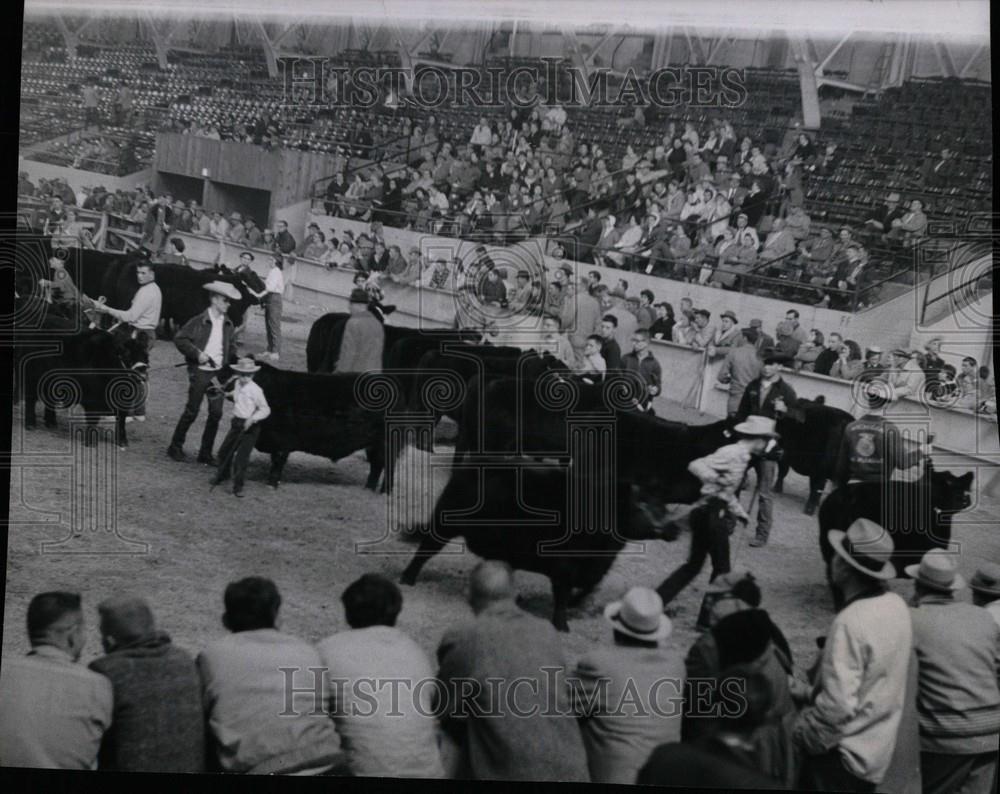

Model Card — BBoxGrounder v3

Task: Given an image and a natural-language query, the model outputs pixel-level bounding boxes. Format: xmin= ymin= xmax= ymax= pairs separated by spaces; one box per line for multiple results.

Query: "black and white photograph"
xmin=2 ymin=0 xmax=997 ymax=790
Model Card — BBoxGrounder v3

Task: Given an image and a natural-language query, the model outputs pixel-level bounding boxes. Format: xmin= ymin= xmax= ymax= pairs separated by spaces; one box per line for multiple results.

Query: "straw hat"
xmin=732 ymin=415 xmax=779 ymax=438
xmin=969 ymin=563 xmax=1000 ymax=598
xmin=203 ymin=281 xmax=242 ymax=301
xmin=604 ymin=587 xmax=672 ymax=642
xmin=231 ymin=357 xmax=260 ymax=375
xmin=905 ymin=550 xmax=966 ymax=592
xmin=828 ymin=518 xmax=896 ymax=580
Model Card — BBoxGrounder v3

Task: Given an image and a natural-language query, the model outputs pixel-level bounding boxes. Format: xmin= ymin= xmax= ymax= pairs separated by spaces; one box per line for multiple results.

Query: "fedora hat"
xmin=905 ymin=550 xmax=966 ymax=592
xmin=828 ymin=518 xmax=896 ymax=580
xmin=720 ymin=309 xmax=738 ymax=323
xmin=604 ymin=587 xmax=672 ymax=643
xmin=970 ymin=563 xmax=1000 ymax=597
xmin=733 ymin=415 xmax=779 ymax=438
xmin=231 ymin=357 xmax=260 ymax=374
xmin=203 ymin=281 xmax=242 ymax=301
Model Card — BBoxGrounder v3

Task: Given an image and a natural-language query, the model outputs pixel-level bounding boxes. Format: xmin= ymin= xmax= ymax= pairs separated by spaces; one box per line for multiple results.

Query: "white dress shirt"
xmin=265 ymin=266 xmax=285 ymax=295
xmin=200 ymin=308 xmax=225 ymax=371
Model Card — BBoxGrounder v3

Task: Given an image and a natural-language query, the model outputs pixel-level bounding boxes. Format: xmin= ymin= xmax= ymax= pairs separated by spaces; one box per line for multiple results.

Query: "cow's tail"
xmin=390 ymin=443 xmax=450 ymax=536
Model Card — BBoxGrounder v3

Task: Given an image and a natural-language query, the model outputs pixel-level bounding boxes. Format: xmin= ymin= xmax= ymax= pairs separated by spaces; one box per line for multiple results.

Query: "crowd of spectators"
xmin=2 ymin=553 xmax=998 ymax=789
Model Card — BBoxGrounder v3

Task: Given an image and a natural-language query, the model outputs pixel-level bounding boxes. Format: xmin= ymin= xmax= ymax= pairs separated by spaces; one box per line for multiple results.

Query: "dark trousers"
xmin=131 ymin=330 xmax=155 ymax=417
xmin=921 ymin=750 xmax=998 ymax=794
xmin=169 ymin=369 xmax=223 ymax=457
xmin=655 ymin=508 xmax=731 ymax=606
xmin=265 ymin=293 xmax=283 ymax=355
xmin=215 ymin=418 xmax=260 ymax=490
xmin=799 ymin=750 xmax=877 ymax=793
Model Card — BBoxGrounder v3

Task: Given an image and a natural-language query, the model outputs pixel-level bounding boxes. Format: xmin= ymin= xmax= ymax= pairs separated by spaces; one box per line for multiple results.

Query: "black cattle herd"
xmin=12 ymin=241 xmax=975 ymax=628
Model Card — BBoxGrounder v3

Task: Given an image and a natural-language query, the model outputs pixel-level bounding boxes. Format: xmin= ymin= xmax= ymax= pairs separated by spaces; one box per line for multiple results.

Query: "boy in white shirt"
xmin=211 ymin=358 xmax=271 ymax=497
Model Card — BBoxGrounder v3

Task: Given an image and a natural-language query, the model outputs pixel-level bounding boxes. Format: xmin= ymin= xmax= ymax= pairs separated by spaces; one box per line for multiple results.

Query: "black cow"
xmin=305 ymin=312 xmax=478 ymax=373
xmin=251 ymin=364 xmax=403 ymax=490
xmin=103 ymin=260 xmax=254 ymax=335
xmin=817 ymin=466 xmax=974 ymax=607
xmin=454 ymin=373 xmax=734 ymax=500
xmin=12 ymin=232 xmax=120 ymax=304
xmin=18 ymin=313 xmax=150 ymax=448
xmin=773 ymin=397 xmax=854 ymax=515
xmin=400 ymin=461 xmax=731 ymax=631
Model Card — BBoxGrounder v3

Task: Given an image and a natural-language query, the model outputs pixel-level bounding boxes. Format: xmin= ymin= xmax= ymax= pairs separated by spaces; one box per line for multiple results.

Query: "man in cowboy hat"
xmin=795 ymin=518 xmax=912 ymax=793
xmin=572 ymin=587 xmax=680 ymax=784
xmin=334 ymin=288 xmax=384 ymax=373
xmin=211 ymin=358 xmax=271 ymax=497
xmin=737 ymin=349 xmax=797 ymax=541
xmin=907 ymin=551 xmax=1000 ymax=794
xmin=167 ymin=281 xmax=242 ymax=464
xmin=655 ymin=415 xmax=779 ymax=608
xmin=91 ymin=260 xmax=162 ymax=421
xmin=971 ymin=562 xmax=1000 ymax=628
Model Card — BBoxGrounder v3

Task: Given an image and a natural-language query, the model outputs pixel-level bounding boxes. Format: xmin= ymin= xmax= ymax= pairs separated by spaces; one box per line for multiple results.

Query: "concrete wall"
xmin=18 ymin=156 xmax=153 ymax=193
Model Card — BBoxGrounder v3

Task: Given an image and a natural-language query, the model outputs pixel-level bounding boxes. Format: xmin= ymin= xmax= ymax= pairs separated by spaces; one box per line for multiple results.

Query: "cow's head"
xmin=932 ymin=470 xmax=974 ymax=513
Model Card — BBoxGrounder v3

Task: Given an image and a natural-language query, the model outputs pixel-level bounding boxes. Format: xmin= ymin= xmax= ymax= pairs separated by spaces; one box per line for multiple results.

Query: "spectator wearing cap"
xmin=887 ymin=348 xmax=926 ymax=402
xmin=687 ymin=308 xmax=716 ymax=350
xmin=296 ymin=222 xmax=323 ymax=257
xmin=316 ymin=574 xmax=444 ymax=778
xmin=168 ymin=281 xmax=241 ymax=464
xmin=971 ymin=563 xmax=1000 ymax=628
xmin=572 ymin=587 xmax=681 ymax=784
xmin=736 ymin=350 xmax=797 ymax=545
xmin=707 ymin=310 xmax=742 ymax=358
xmin=639 ymin=667 xmax=787 ymax=790
xmin=717 ymin=328 xmax=764 ymax=417
xmin=0 ymin=592 xmax=112 ymax=769
xmin=227 ymin=212 xmax=246 ymax=244
xmin=197 ymin=577 xmax=342 ymax=774
xmin=747 ymin=318 xmax=775 ymax=353
xmin=335 ymin=288 xmax=385 ymax=373
xmin=88 ymin=596 xmax=205 ymax=772
xmin=775 ymin=309 xmax=807 ymax=359
xmin=907 ymin=550 xmax=1000 ymax=794
xmin=795 ymin=519 xmax=912 ymax=793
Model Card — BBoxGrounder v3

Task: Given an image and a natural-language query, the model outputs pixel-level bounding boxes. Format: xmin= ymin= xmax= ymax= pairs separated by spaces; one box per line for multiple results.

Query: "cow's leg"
xmin=804 ymin=476 xmax=824 ymax=516
xmin=43 ymin=406 xmax=58 ymax=429
xmin=267 ymin=451 xmax=291 ymax=488
xmin=365 ymin=443 xmax=384 ymax=492
xmin=773 ymin=459 xmax=789 ymax=494
xmin=115 ymin=410 xmax=128 ymax=449
xmin=23 ymin=381 xmax=38 ymax=429
xmin=400 ymin=534 xmax=448 ymax=586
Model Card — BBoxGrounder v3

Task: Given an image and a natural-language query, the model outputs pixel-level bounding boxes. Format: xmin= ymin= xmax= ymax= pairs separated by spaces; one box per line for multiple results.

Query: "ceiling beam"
xmin=816 ymin=30 xmax=853 ymax=74
xmin=932 ymin=41 xmax=958 ymax=78
xmin=705 ymin=30 xmax=730 ymax=65
xmin=959 ymin=42 xmax=986 ymax=78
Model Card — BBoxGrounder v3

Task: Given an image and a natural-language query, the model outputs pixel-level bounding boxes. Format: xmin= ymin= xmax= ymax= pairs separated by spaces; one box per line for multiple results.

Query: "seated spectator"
xmin=159 ymin=237 xmax=189 ymax=267
xmin=707 ymin=310 xmax=743 ymax=357
xmin=927 ymin=363 xmax=958 ymax=406
xmin=759 ymin=218 xmax=796 ymax=273
xmin=302 ymin=230 xmax=330 ymax=261
xmin=800 ymin=227 xmax=836 ymax=284
xmin=435 ymin=561 xmax=588 ymax=781
xmin=649 ymin=302 xmax=675 ymax=341
xmin=316 ymin=574 xmax=443 ymax=778
xmin=572 ymin=587 xmax=681 ymax=784
xmin=863 ymin=192 xmax=906 ymax=239
xmin=830 ymin=339 xmax=864 ymax=381
xmin=0 ymin=592 xmax=112 ymax=769
xmin=794 ymin=329 xmax=825 ymax=372
xmin=480 ymin=267 xmax=507 ymax=306
xmin=226 ymin=213 xmax=246 ymax=244
xmin=956 ymin=356 xmax=983 ymax=409
xmin=687 ymin=309 xmax=716 ymax=350
xmin=813 ymin=332 xmax=843 ymax=376
xmin=888 ymin=198 xmax=928 ymax=246
xmin=197 ymin=577 xmax=342 ymax=774
xmin=578 ymin=334 xmax=607 ymax=381
xmin=88 ymin=596 xmax=204 ymax=772
xmin=785 ymin=204 xmax=812 ymax=242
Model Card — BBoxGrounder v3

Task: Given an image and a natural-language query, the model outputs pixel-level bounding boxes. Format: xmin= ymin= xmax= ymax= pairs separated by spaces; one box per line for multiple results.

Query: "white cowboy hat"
xmin=970 ymin=563 xmax=1000 ymax=598
xmin=604 ymin=587 xmax=672 ymax=643
xmin=828 ymin=518 xmax=896 ymax=580
xmin=904 ymin=549 xmax=966 ymax=592
xmin=733 ymin=415 xmax=779 ymax=437
xmin=230 ymin=357 xmax=260 ymax=374
xmin=203 ymin=281 xmax=242 ymax=301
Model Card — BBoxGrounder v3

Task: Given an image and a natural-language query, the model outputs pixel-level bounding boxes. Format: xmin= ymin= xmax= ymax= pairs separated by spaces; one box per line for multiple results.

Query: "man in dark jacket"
xmin=167 ymin=281 xmax=241 ymax=464
xmin=813 ymin=332 xmax=842 ymax=377
xmin=274 ymin=219 xmax=296 ymax=255
xmin=89 ymin=596 xmax=204 ymax=772
xmin=834 ymin=388 xmax=924 ymax=487
xmin=736 ymin=350 xmax=797 ymax=547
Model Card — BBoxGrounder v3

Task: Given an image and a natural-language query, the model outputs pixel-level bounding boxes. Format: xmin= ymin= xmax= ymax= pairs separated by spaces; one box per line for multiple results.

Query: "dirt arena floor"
xmin=5 ymin=302 xmax=1000 ymax=681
